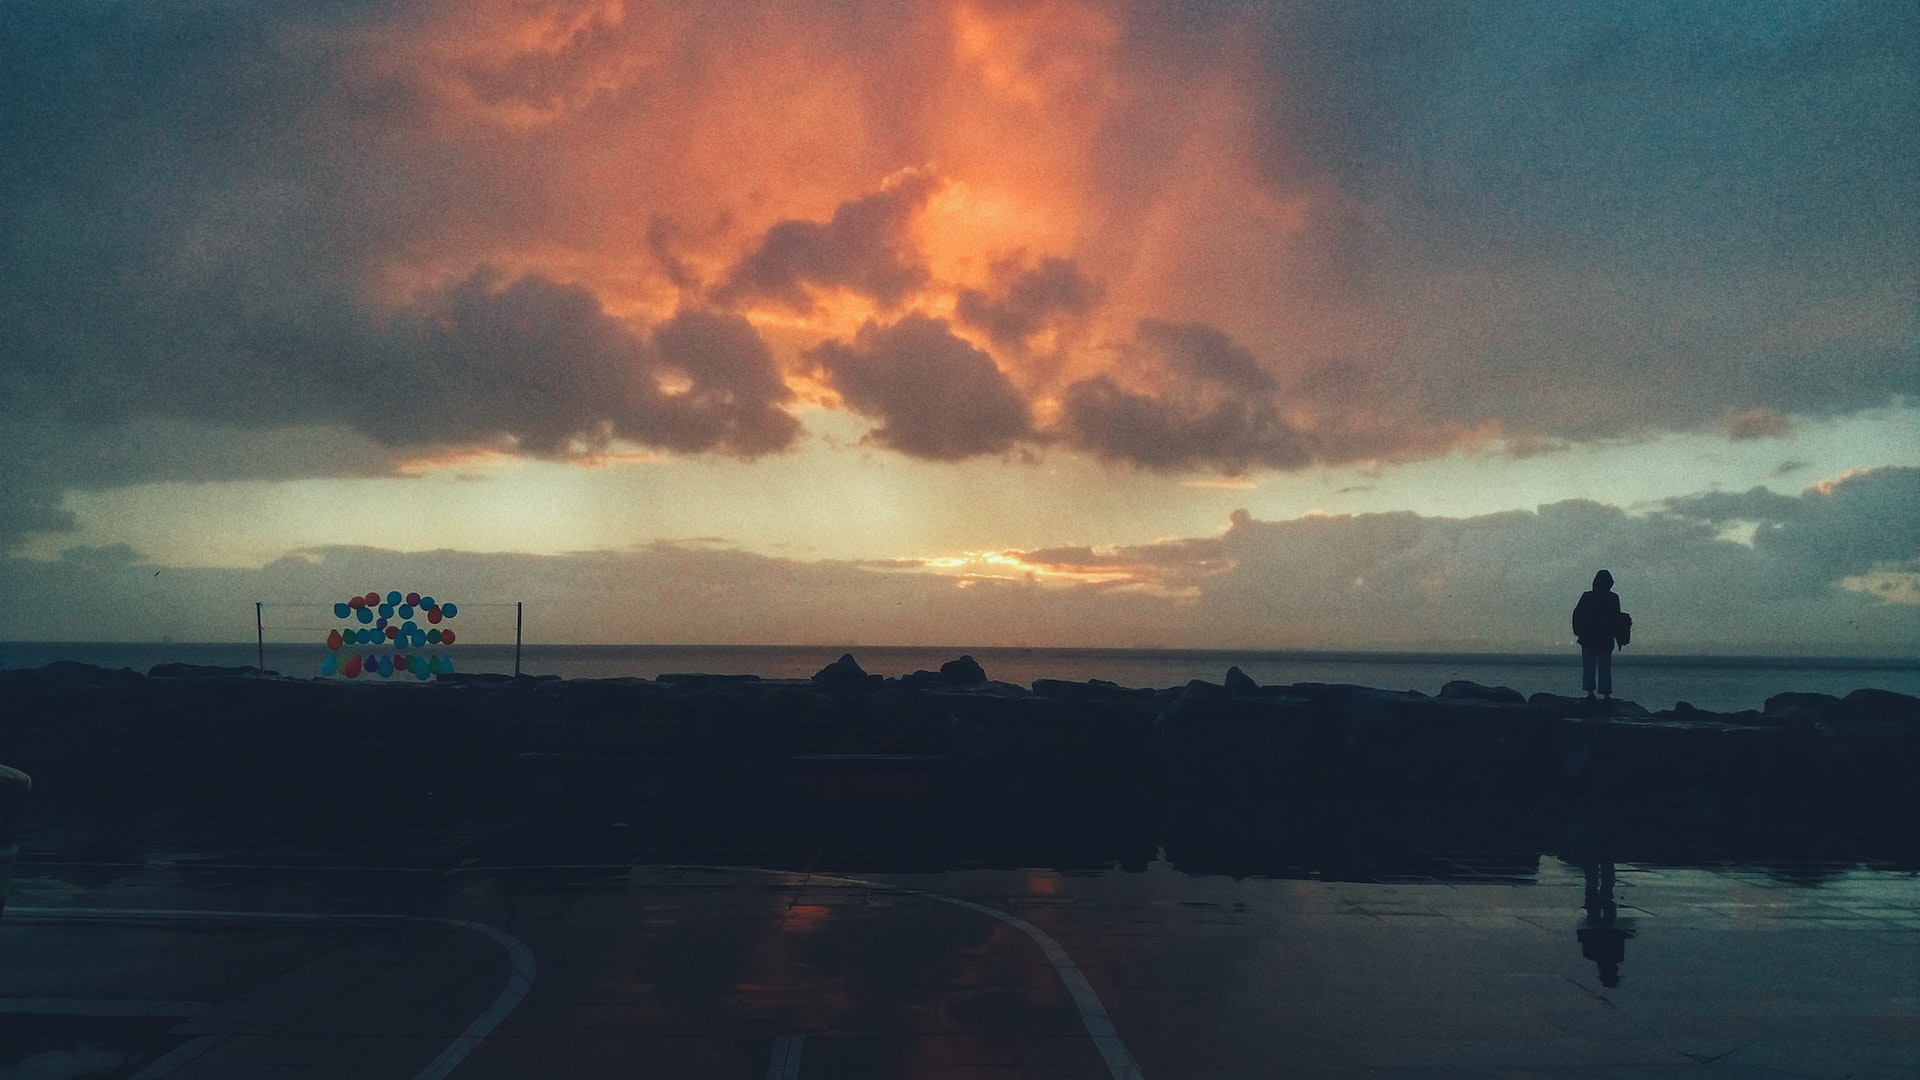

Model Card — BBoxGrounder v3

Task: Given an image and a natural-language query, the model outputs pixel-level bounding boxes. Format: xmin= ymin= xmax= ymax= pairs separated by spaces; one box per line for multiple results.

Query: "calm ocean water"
xmin=4 ymin=641 xmax=1917 ymax=714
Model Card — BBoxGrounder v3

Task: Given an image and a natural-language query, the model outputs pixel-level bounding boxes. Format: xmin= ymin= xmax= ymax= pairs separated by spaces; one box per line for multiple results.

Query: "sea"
xmin=4 ymin=641 xmax=1917 ymax=715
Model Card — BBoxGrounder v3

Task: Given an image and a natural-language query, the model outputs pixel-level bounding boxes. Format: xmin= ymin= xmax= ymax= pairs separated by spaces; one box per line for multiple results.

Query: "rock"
xmin=1439 ymin=680 xmax=1525 ymax=705
xmin=1840 ymin=688 xmax=1920 ymax=722
xmin=811 ymin=653 xmax=868 ymax=683
xmin=147 ymin=663 xmax=269 ymax=678
xmin=1224 ymin=666 xmax=1261 ymax=696
xmin=1032 ymin=678 xmax=1126 ymax=701
xmin=940 ymin=655 xmax=988 ymax=685
xmin=11 ymin=661 xmax=141 ymax=685
xmin=1182 ymin=679 xmax=1226 ymax=698
xmin=1762 ymin=691 xmax=1842 ymax=719
xmin=1657 ymin=701 xmax=1764 ymax=726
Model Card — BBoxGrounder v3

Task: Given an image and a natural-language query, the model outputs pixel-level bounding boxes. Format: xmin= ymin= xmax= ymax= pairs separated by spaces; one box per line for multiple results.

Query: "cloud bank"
xmin=8 ymin=468 xmax=1915 ymax=656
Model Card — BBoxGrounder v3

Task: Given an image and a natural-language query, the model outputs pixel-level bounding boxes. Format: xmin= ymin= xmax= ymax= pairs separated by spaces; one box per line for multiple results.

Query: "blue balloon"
xmin=441 ymin=602 xmax=457 ymax=618
xmin=386 ymin=590 xmax=402 ymax=606
xmin=419 ymin=595 xmax=435 ymax=609
xmin=438 ymin=655 xmax=454 ymax=674
xmin=411 ymin=656 xmax=430 ymax=680
xmin=378 ymin=603 xmax=394 ymax=618
xmin=377 ymin=654 xmax=394 ymax=678
xmin=398 ymin=605 xmax=414 ymax=619
xmin=356 ymin=606 xmax=373 ymax=625
xmin=333 ymin=602 xmax=351 ymax=619
xmin=320 ymin=653 xmax=338 ymax=676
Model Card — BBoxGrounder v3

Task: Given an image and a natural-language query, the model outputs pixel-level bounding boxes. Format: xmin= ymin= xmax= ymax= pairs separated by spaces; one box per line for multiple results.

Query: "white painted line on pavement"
xmin=767 ymin=1034 xmax=806 ymax=1079
xmin=680 ymin=867 xmax=1148 ymax=1080
xmin=11 ymin=906 xmax=535 ymax=1080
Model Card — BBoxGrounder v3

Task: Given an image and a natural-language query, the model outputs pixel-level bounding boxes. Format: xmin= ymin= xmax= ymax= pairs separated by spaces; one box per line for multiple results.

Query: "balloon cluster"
xmin=321 ymin=590 xmax=459 ymax=679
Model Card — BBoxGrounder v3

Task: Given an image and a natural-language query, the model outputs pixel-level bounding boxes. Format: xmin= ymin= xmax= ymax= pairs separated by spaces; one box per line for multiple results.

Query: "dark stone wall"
xmin=2 ymin=662 xmax=1915 ymax=816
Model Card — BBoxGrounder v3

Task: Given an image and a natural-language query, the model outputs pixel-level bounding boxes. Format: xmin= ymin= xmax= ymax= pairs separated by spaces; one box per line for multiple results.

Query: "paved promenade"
xmin=4 ymin=849 xmax=1915 ymax=1079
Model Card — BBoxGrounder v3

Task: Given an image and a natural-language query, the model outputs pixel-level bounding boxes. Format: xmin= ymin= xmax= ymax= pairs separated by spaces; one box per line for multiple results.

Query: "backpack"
xmin=1614 ymin=611 xmax=1632 ymax=648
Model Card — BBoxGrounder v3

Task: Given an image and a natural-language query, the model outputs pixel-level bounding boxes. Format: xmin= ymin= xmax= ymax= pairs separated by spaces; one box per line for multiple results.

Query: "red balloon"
xmin=344 ymin=654 xmax=363 ymax=678
xmin=427 ymin=607 xmax=442 ymax=624
xmin=364 ymin=591 xmax=380 ymax=606
xmin=393 ymin=654 xmax=408 ymax=670
xmin=327 ymin=629 xmax=343 ymax=650
xmin=406 ymin=592 xmax=421 ymax=605
xmin=348 ymin=596 xmax=364 ymax=609
xmin=385 ymin=625 xmax=398 ymax=640
xmin=440 ymin=629 xmax=455 ymax=645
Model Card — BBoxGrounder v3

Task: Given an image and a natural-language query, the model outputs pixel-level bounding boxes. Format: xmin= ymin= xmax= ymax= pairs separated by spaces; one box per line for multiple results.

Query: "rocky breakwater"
xmin=1 ymin=658 xmax=1915 ymax=818
xmin=1157 ymin=674 xmax=1920 ymax=804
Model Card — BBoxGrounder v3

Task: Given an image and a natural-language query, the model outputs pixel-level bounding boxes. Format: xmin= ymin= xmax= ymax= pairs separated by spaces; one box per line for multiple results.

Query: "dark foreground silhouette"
xmin=2 ymin=656 xmax=1916 ymax=879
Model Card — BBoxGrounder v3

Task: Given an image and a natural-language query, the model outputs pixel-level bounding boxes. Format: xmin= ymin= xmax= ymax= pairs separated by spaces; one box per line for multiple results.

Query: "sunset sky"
xmin=2 ymin=0 xmax=1915 ymax=654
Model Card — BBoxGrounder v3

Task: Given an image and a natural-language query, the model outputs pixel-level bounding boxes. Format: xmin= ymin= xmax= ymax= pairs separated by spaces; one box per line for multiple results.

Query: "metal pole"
xmin=515 ymin=601 xmax=523 ymax=677
xmin=255 ymin=602 xmax=264 ymax=672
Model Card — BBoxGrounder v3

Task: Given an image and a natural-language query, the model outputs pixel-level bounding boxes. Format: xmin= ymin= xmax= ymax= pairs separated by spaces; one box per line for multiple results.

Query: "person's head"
xmin=1592 ymin=569 xmax=1613 ymax=592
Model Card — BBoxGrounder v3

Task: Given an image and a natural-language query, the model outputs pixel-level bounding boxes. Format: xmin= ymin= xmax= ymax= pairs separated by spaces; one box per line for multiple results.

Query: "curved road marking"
xmin=681 ymin=866 xmax=1148 ymax=1080
xmin=11 ymin=906 xmax=535 ymax=1080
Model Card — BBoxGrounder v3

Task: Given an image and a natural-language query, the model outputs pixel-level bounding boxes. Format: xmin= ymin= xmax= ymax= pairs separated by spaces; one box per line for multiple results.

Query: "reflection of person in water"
xmin=1578 ymin=874 xmax=1634 ymax=987
xmin=1564 ymin=815 xmax=1635 ymax=988
xmin=1571 ymin=570 xmax=1624 ymax=701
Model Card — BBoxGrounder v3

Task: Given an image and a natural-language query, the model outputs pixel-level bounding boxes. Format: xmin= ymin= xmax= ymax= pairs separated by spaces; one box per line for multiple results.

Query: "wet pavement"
xmin=4 ymin=841 xmax=1916 ymax=1079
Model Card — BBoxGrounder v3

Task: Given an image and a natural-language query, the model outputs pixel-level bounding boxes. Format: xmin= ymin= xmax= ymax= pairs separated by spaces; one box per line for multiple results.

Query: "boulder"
xmin=811 ymin=653 xmax=868 ymax=683
xmin=1762 ymin=691 xmax=1843 ymax=722
xmin=1439 ymin=680 xmax=1525 ymax=705
xmin=1840 ymin=688 xmax=1920 ymax=722
xmin=1032 ymin=678 xmax=1127 ymax=701
xmin=1224 ymin=666 xmax=1262 ymax=696
xmin=940 ymin=655 xmax=988 ymax=685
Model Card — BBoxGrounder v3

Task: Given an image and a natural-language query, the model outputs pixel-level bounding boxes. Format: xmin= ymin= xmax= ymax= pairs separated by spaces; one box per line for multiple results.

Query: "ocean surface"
xmin=5 ymin=641 xmax=1917 ymax=714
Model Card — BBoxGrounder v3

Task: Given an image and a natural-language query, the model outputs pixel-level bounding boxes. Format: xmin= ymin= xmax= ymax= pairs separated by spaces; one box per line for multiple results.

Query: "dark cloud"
xmin=1662 ymin=486 xmax=1806 ymax=526
xmin=1192 ymin=467 xmax=1920 ymax=653
xmin=379 ymin=272 xmax=799 ymax=458
xmin=649 ymin=308 xmax=802 ymax=456
xmin=715 ymin=173 xmax=938 ymax=313
xmin=1055 ymin=320 xmax=1306 ymax=474
xmin=1058 ymin=376 xmax=1312 ymax=474
xmin=955 ymin=256 xmax=1101 ymax=349
xmin=1136 ymin=319 xmax=1277 ymax=395
xmin=1724 ymin=407 xmax=1794 ymax=441
xmin=1233 ymin=0 xmax=1920 ymax=439
xmin=809 ymin=315 xmax=1033 ymax=461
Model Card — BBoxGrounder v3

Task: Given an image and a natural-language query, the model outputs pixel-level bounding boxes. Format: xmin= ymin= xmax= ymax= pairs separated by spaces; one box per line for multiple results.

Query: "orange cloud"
xmin=322 ymin=0 xmax=1449 ymax=475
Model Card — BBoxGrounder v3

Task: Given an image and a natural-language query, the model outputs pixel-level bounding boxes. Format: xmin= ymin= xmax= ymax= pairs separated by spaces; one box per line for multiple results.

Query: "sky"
xmin=1 ymin=0 xmax=1916 ymax=655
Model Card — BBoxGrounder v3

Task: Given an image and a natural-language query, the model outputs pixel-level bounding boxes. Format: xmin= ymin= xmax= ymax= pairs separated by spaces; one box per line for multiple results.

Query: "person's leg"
xmin=1582 ymin=646 xmax=1598 ymax=696
xmin=1598 ymin=648 xmax=1612 ymax=698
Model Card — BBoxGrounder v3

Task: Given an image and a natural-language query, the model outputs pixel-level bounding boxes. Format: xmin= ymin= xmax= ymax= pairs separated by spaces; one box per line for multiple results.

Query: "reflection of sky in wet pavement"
xmin=5 ymin=844 xmax=1916 ymax=1078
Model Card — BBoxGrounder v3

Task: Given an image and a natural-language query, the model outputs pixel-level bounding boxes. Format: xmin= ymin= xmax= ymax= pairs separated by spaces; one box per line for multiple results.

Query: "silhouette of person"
xmin=1571 ymin=570 xmax=1623 ymax=701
